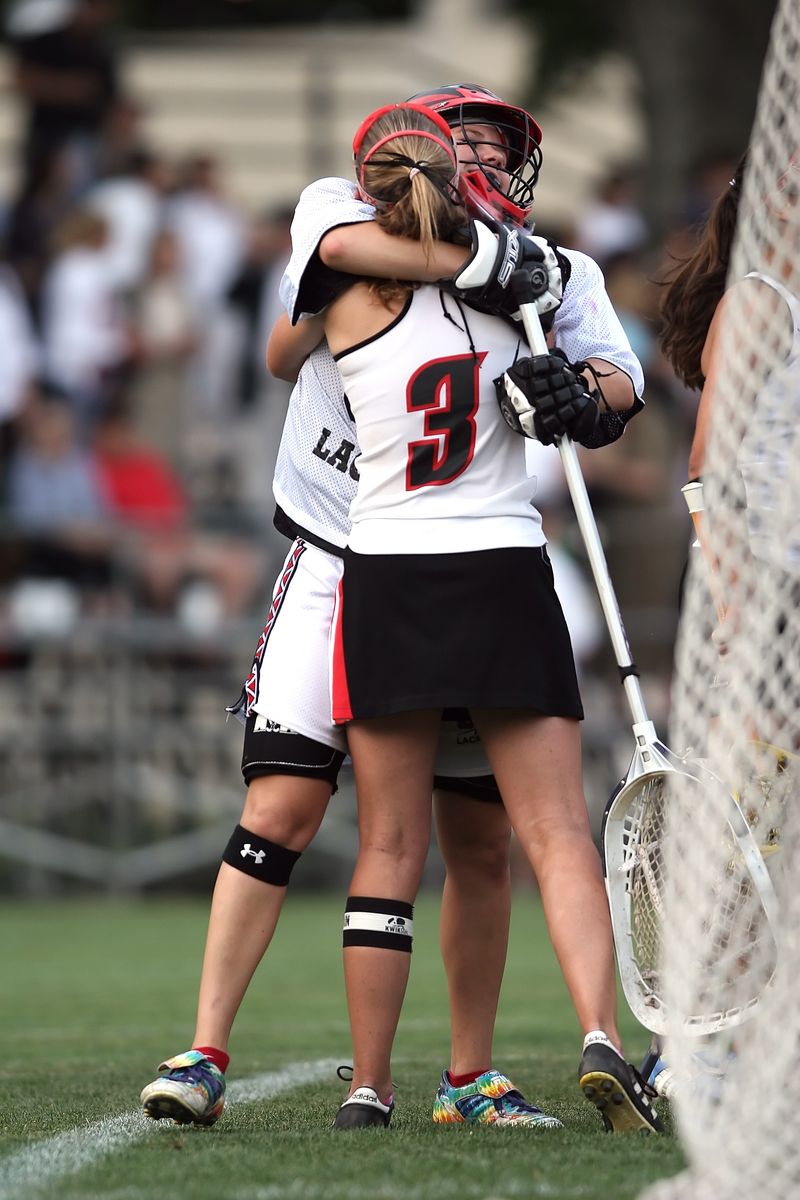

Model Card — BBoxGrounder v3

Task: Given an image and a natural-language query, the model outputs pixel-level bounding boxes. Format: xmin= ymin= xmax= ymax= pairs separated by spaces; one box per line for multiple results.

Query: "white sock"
xmin=583 ymin=1030 xmax=624 ymax=1058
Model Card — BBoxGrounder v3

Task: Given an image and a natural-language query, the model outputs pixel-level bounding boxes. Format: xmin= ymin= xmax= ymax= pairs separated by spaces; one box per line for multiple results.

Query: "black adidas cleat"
xmin=579 ymin=1042 xmax=663 ymax=1134
xmin=332 ymin=1086 xmax=393 ymax=1130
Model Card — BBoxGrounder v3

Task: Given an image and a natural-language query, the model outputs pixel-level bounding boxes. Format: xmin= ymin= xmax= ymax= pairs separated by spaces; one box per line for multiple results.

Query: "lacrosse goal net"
xmin=642 ymin=0 xmax=800 ymax=1195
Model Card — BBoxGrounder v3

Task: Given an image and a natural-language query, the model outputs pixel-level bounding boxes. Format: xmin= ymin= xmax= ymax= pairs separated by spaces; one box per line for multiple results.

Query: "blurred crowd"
xmin=0 ymin=0 xmax=739 ymax=653
xmin=0 ymin=0 xmax=295 ymax=631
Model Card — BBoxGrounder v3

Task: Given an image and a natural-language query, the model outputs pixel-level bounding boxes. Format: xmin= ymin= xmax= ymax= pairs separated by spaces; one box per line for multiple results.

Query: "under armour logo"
xmin=241 ymin=844 xmax=265 ymax=863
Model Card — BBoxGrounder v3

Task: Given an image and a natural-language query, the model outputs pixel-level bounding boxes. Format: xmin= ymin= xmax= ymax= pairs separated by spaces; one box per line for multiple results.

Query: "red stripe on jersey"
xmin=330 ymin=575 xmax=353 ymax=724
xmin=244 ymin=539 xmax=307 ymax=714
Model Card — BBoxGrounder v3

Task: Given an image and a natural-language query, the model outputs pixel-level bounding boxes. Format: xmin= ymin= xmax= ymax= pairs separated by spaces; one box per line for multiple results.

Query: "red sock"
xmin=447 ymin=1068 xmax=487 ymax=1088
xmin=193 ymin=1045 xmax=230 ymax=1074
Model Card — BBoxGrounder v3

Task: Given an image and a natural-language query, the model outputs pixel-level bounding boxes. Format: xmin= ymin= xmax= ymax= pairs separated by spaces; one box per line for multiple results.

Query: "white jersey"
xmin=737 ymin=271 xmax=800 ymax=573
xmin=336 ymin=287 xmax=542 ymax=553
xmin=274 ymin=176 xmax=644 ymax=552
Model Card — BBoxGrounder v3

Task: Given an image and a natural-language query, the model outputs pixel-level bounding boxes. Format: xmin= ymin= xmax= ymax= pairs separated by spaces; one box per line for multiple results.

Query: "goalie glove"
xmin=495 ymin=351 xmax=601 ymax=446
xmin=440 ymin=218 xmax=568 ymax=325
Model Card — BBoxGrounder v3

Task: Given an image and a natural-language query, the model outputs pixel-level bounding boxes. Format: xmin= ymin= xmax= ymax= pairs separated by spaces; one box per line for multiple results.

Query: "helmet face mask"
xmin=407 ymin=84 xmax=542 ymax=225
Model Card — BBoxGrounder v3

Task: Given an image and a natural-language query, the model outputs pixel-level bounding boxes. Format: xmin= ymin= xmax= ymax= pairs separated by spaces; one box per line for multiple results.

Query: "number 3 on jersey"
xmin=405 ymin=352 xmax=486 ymax=490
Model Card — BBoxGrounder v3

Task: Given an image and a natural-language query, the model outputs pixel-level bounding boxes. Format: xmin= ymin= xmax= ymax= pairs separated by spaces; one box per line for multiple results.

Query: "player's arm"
xmin=319 ymin=220 xmax=469 ymax=282
xmin=322 ymin=220 xmax=568 ymax=330
xmin=496 ymin=250 xmax=646 ymax=449
xmin=689 ymin=277 xmax=791 ymax=480
xmin=551 ymin=249 xmax=644 ymax=415
xmin=577 ymin=359 xmax=639 ymax=413
xmin=496 ymin=352 xmax=643 ymax=448
xmin=284 ymin=179 xmax=536 ymax=328
xmin=267 ymin=312 xmax=325 ymax=382
xmin=688 ymin=302 xmax=727 ymax=480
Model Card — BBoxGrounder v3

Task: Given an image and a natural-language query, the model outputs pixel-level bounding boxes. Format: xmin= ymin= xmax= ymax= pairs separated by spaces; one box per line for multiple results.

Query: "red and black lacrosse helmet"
xmin=407 ymin=84 xmax=542 ymax=225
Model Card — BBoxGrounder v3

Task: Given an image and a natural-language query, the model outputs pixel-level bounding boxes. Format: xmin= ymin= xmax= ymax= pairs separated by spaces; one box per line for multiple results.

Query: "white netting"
xmin=641 ymin=0 xmax=800 ymax=1196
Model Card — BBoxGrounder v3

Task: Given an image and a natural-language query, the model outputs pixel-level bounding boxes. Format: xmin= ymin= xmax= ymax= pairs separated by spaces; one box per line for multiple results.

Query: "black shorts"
xmin=242 ymin=714 xmax=502 ymax=803
xmin=242 ymin=715 xmax=501 ymax=801
xmin=434 ymin=773 xmax=502 ymax=803
xmin=241 ymin=713 xmax=345 ymax=789
xmin=333 ymin=544 xmax=583 ymax=722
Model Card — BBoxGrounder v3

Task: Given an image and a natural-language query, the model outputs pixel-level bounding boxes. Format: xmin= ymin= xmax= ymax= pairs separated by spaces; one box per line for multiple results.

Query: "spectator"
xmin=41 ymin=207 xmax=133 ymax=426
xmin=227 ymin=205 xmax=294 ymax=410
xmin=92 ymin=401 xmax=262 ymax=616
xmin=6 ymin=382 xmax=115 ymax=596
xmin=227 ymin=206 xmax=294 ymax=513
xmin=574 ymin=168 xmax=649 ymax=267
xmin=167 ymin=154 xmax=246 ymax=314
xmin=92 ymin=92 xmax=147 ymax=182
xmin=87 ymin=148 xmax=171 ymax=292
xmin=126 ymin=228 xmax=199 ymax=466
xmin=7 ymin=0 xmax=120 ymax=194
xmin=0 ymin=262 xmax=41 ymax=468
xmin=165 ymin=154 xmax=248 ymax=487
xmin=3 ymin=144 xmax=74 ymax=319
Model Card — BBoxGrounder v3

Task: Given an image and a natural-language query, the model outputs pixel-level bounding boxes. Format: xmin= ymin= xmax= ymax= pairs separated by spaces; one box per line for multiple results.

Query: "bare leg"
xmin=344 ymin=711 xmax=440 ymax=1101
xmin=193 ymin=773 xmax=331 ymax=1051
xmin=471 ymin=710 xmax=620 ymax=1049
xmin=434 ymin=790 xmax=512 ymax=1075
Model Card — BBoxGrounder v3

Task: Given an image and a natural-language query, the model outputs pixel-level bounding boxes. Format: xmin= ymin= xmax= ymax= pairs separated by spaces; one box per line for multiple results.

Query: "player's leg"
xmin=142 ymin=538 xmax=346 ymax=1126
xmin=432 ymin=782 xmax=562 ymax=1128
xmin=471 ymin=709 xmax=662 ymax=1133
xmin=192 ymin=766 xmax=334 ymax=1054
xmin=140 ymin=719 xmax=343 ymax=1127
xmin=334 ymin=710 xmax=439 ymax=1129
xmin=434 ymin=784 xmax=511 ymax=1078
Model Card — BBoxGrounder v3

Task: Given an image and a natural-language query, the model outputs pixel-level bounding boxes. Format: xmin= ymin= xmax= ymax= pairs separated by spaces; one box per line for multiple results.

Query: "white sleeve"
xmin=279 ymin=177 xmax=376 ymax=324
xmin=552 ymin=249 xmax=644 ymax=399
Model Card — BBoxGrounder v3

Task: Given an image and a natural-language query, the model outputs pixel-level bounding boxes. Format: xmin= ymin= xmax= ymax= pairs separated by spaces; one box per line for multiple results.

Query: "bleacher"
xmin=0 ymin=16 xmax=644 ymax=225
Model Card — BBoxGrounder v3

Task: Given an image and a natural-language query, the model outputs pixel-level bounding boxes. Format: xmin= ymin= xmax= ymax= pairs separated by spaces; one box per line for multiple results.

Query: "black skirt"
xmin=332 ymin=544 xmax=583 ymax=723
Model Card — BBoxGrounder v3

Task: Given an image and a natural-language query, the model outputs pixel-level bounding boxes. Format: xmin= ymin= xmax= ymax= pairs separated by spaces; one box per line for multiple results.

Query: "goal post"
xmin=641 ymin=0 xmax=800 ymax=1195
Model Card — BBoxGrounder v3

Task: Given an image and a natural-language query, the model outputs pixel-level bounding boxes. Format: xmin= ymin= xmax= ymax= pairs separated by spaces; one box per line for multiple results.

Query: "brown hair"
xmin=355 ymin=104 xmax=464 ymax=304
xmin=659 ymin=153 xmax=747 ymax=389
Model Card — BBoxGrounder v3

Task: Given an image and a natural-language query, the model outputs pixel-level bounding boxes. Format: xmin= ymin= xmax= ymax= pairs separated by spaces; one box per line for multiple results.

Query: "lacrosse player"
xmin=319 ymin=99 xmax=658 ymax=1136
xmin=662 ymin=151 xmax=799 ymax=543
xmin=650 ymin=152 xmax=800 ymax=1100
xmin=141 ymin=85 xmax=651 ymax=1136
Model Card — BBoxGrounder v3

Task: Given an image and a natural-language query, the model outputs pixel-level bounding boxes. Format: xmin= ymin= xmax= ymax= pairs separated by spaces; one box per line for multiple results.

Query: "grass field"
xmin=0 ymin=894 xmax=684 ymax=1200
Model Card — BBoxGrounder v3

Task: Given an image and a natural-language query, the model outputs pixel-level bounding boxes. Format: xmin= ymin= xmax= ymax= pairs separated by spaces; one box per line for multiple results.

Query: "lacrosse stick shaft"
xmin=516 ymin=299 xmax=650 ymax=729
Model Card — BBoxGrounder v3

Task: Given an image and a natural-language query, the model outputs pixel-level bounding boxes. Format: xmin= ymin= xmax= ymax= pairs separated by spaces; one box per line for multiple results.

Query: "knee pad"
xmin=222 ymin=824 xmax=301 ymax=886
xmin=342 ymin=896 xmax=414 ymax=952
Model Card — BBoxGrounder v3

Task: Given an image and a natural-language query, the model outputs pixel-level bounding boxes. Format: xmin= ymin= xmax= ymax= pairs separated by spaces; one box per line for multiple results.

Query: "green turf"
xmin=0 ymin=895 xmax=684 ymax=1199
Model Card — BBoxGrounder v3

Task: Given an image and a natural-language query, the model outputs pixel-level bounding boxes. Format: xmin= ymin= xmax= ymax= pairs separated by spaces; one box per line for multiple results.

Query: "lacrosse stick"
xmin=510 ymin=271 xmax=779 ymax=1037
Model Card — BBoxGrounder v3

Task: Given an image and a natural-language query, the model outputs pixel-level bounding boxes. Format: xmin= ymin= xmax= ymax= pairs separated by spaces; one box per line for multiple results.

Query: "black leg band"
xmin=342 ymin=896 xmax=414 ymax=952
xmin=222 ymin=824 xmax=301 ymax=886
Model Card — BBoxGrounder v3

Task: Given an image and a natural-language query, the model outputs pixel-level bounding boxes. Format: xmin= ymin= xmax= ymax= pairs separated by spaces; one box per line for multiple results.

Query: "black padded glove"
xmin=495 ymin=351 xmax=600 ymax=445
xmin=440 ymin=219 xmax=567 ymax=324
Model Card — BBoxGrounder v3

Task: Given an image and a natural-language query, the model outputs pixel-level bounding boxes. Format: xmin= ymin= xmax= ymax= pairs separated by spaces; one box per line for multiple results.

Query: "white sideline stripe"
xmin=0 ymin=1058 xmax=338 ymax=1199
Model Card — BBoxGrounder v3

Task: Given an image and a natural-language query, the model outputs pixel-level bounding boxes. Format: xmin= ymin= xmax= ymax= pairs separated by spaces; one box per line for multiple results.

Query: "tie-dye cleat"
xmin=432 ymin=1069 xmax=562 ymax=1128
xmin=141 ymin=1050 xmax=226 ymax=1126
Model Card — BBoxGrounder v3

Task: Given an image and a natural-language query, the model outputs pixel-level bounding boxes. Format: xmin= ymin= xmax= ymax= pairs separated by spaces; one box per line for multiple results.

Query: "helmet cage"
xmin=450 ymin=104 xmax=540 ymax=220
xmin=407 ymin=85 xmax=542 ymax=224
